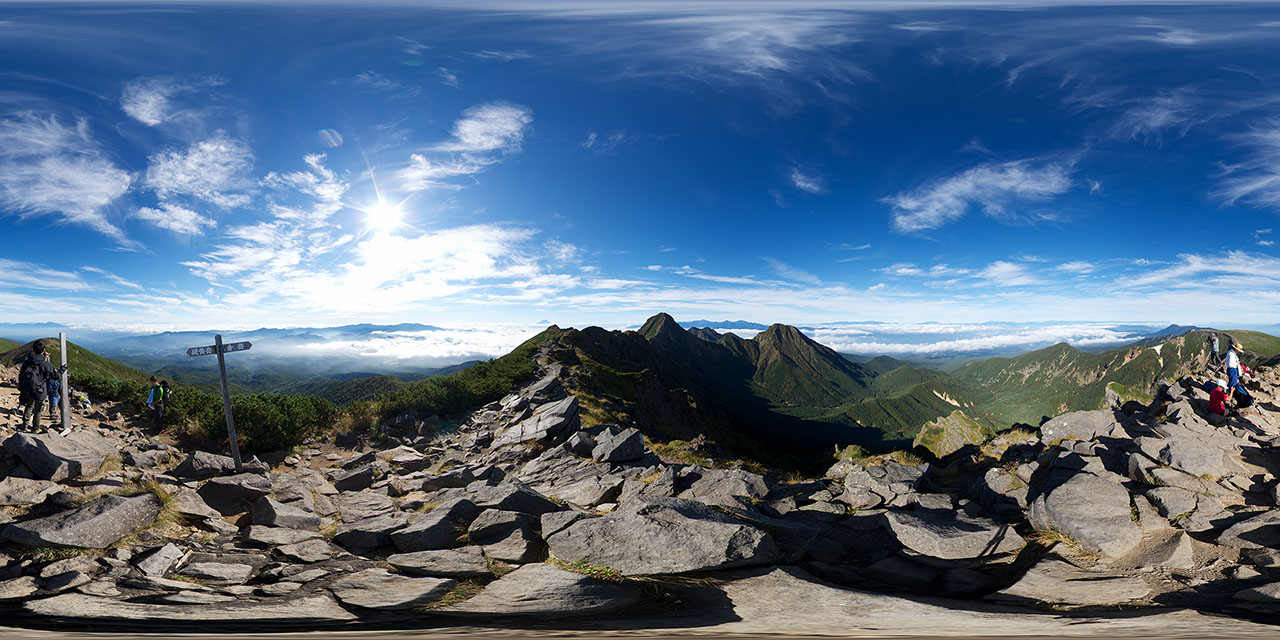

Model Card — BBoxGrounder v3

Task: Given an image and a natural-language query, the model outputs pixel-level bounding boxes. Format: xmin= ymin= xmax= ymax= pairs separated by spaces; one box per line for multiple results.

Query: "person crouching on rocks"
xmin=145 ymin=376 xmax=167 ymax=429
xmin=1207 ymin=379 xmax=1230 ymax=426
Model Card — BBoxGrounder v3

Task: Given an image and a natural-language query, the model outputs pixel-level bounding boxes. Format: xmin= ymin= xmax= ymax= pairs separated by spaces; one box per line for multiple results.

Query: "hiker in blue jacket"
xmin=17 ymin=341 xmax=66 ymax=432
xmin=46 ymin=377 xmax=61 ymax=423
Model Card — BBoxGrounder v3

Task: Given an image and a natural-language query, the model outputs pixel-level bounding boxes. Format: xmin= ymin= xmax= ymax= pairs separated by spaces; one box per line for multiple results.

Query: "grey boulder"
xmin=251 ymin=497 xmax=321 ymax=530
xmin=591 ymin=427 xmax=645 ymax=463
xmin=0 ymin=476 xmax=61 ymax=505
xmin=492 ymin=396 xmax=579 ymax=448
xmin=1038 ymin=410 xmax=1120 ymax=444
xmin=390 ymin=498 xmax=481 ymax=552
xmin=546 ymin=497 xmax=777 ymax=575
xmin=387 ymin=547 xmax=491 ymax=578
xmin=329 ymin=568 xmax=456 ymax=611
xmin=883 ymin=509 xmax=1025 ymax=560
xmin=197 ymin=473 xmax=273 ymax=516
xmin=1029 ymin=472 xmax=1142 ymax=558
xmin=2 ymin=432 xmax=106 ymax=482
xmin=439 ymin=563 xmax=641 ymax=617
xmin=2 ymin=493 xmax=161 ymax=549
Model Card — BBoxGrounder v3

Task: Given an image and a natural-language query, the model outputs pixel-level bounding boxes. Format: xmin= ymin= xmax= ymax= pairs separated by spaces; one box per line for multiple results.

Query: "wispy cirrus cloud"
xmin=121 ymin=75 xmax=225 ymax=126
xmin=0 ymin=258 xmax=90 ymax=291
xmin=144 ymin=131 xmax=253 ymax=208
xmin=0 ymin=113 xmax=133 ymax=244
xmin=470 ymin=49 xmax=531 ymax=61
xmin=1214 ymin=122 xmax=1280 ymax=211
xmin=1115 ymin=251 xmax=1280 ymax=290
xmin=1110 ymin=88 xmax=1200 ymax=142
xmin=133 ymin=202 xmax=215 ymax=235
xmin=883 ymin=158 xmax=1075 ymax=232
xmin=789 ymin=166 xmax=825 ymax=194
xmin=399 ymin=102 xmax=532 ymax=191
xmin=351 ymin=71 xmax=421 ymax=97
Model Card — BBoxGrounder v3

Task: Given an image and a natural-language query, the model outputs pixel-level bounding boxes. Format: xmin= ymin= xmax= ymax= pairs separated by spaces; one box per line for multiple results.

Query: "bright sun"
xmin=366 ymin=200 xmax=404 ymax=231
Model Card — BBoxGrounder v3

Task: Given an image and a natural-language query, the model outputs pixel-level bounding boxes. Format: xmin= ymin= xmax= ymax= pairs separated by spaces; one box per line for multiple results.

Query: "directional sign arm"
xmin=187 ymin=341 xmax=252 ymax=357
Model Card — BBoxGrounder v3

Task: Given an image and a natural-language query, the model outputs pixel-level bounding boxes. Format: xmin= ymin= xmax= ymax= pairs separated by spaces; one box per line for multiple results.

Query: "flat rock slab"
xmin=883 ymin=510 xmax=1025 ymax=560
xmin=23 ymin=593 xmax=357 ymax=622
xmin=1039 ymin=410 xmax=1120 ymax=443
xmin=328 ymin=568 xmax=455 ymax=610
xmin=688 ymin=566 xmax=1273 ymax=638
xmin=275 ymin=539 xmax=339 ymax=563
xmin=244 ymin=525 xmax=321 ymax=546
xmin=546 ymin=497 xmax=778 ymax=575
xmin=387 ymin=547 xmax=491 ymax=578
xmin=1029 ymin=471 xmax=1142 ymax=558
xmin=439 ymin=562 xmax=641 ymax=617
xmin=0 ymin=477 xmax=61 ymax=505
xmin=1217 ymin=510 xmax=1280 ymax=549
xmin=987 ymin=558 xmax=1151 ymax=606
xmin=2 ymin=494 xmax=161 ymax=549
xmin=2 ymin=432 xmax=105 ymax=482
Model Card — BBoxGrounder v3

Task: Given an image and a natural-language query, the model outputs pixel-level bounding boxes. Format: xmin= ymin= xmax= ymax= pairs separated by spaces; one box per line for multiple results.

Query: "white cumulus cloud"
xmin=884 ymin=158 xmax=1074 ymax=232
xmin=432 ymin=102 xmax=532 ymax=154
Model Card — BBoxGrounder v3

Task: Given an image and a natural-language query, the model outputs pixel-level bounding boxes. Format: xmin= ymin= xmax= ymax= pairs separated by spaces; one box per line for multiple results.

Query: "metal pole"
xmin=215 ymin=334 xmax=243 ymax=472
xmin=59 ymin=332 xmax=70 ymax=433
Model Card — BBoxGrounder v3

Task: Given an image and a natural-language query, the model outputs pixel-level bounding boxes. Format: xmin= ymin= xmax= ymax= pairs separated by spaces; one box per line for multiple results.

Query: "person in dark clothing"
xmin=146 ymin=376 xmax=167 ymax=429
xmin=17 ymin=341 xmax=65 ymax=432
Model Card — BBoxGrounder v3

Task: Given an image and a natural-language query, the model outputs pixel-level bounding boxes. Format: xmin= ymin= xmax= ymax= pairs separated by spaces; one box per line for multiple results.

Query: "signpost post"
xmin=187 ymin=335 xmax=252 ymax=472
xmin=59 ymin=332 xmax=70 ymax=435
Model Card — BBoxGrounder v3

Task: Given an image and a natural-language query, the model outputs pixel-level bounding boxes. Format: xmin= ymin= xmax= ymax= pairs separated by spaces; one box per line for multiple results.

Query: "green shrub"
xmin=198 ymin=393 xmax=339 ymax=453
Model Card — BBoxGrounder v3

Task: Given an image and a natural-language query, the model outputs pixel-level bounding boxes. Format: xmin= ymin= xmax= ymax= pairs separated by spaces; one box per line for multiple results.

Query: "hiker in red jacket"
xmin=1208 ymin=379 xmax=1229 ymax=416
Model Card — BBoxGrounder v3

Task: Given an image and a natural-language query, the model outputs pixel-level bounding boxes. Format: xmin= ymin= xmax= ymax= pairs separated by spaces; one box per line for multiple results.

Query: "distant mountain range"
xmin=3 ymin=315 xmax=1274 ymax=459
xmin=543 ymin=314 xmax=1246 ymax=454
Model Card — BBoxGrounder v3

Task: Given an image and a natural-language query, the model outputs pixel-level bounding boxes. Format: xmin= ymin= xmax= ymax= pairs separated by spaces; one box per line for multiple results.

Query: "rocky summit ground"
xmin=0 ymin=338 xmax=1277 ymax=638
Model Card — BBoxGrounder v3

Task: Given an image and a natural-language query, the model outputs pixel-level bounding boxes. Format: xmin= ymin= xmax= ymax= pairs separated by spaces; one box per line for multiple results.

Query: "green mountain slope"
xmin=557 ymin=314 xmax=982 ymax=454
xmin=954 ymin=331 xmax=1213 ymax=425
xmin=1 ymin=338 xmax=151 ymax=384
xmin=0 ymin=338 xmax=20 ymax=353
xmin=1225 ymin=330 xmax=1280 ymax=358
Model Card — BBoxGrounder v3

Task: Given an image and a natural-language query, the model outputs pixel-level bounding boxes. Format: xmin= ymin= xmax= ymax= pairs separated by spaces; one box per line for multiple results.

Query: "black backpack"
xmin=18 ymin=360 xmax=42 ymax=396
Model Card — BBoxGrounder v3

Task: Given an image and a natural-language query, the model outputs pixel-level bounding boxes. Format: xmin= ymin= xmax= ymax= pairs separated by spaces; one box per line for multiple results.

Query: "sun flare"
xmin=366 ymin=200 xmax=404 ymax=231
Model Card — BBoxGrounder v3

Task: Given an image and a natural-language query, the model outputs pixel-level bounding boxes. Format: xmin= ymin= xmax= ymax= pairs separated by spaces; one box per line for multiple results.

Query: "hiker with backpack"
xmin=146 ymin=376 xmax=169 ymax=429
xmin=1209 ymin=333 xmax=1220 ymax=366
xmin=17 ymin=341 xmax=66 ymax=432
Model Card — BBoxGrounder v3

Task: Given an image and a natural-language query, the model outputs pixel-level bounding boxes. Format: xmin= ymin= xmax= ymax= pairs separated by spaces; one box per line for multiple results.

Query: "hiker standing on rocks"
xmin=17 ymin=341 xmax=66 ymax=433
xmin=1209 ymin=333 xmax=1220 ymax=366
xmin=145 ymin=376 xmax=167 ymax=429
xmin=46 ymin=376 xmax=61 ymax=423
xmin=1225 ymin=344 xmax=1241 ymax=399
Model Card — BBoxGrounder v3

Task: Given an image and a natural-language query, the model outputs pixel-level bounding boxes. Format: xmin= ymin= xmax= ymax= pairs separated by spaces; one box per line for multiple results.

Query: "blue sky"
xmin=3 ymin=1 xmax=1280 ymax=332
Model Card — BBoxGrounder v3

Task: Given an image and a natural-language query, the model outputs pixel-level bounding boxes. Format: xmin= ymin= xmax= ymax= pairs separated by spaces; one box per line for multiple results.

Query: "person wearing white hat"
xmin=1208 ymin=379 xmax=1229 ymax=418
xmin=1225 ymin=345 xmax=1241 ymax=400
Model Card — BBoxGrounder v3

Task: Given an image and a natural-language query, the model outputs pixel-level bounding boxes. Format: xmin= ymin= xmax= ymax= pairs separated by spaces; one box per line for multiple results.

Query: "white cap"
xmin=1217 ymin=379 xmax=1228 ymax=388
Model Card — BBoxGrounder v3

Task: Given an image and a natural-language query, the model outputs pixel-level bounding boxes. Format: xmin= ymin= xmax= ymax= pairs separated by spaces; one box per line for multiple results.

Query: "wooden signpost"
xmin=187 ymin=335 xmax=252 ymax=472
xmin=58 ymin=332 xmax=70 ymax=435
